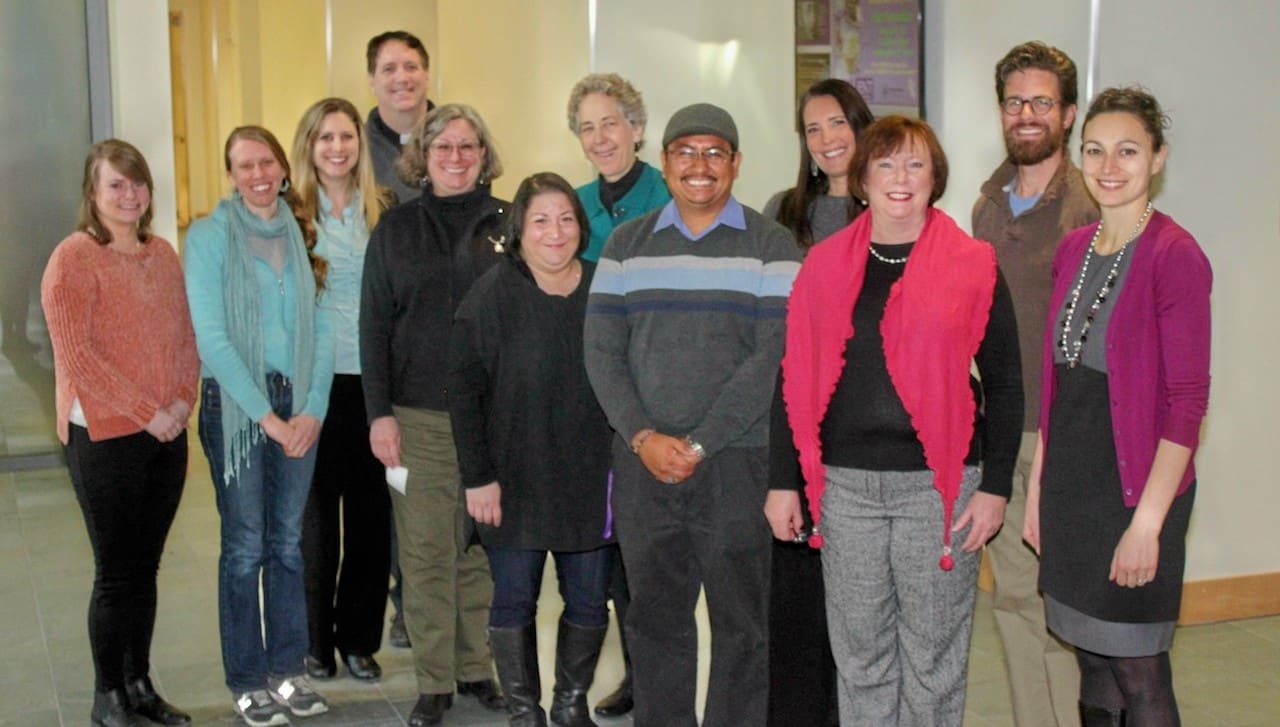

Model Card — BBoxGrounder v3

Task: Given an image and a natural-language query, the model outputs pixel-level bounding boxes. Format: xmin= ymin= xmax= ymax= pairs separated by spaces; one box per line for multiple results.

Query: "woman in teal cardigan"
xmin=567 ymin=73 xmax=670 ymax=264
xmin=184 ymin=126 xmax=334 ymax=727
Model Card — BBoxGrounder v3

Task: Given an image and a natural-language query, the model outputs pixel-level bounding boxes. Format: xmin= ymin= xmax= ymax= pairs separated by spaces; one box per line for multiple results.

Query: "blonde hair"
xmin=290 ymin=97 xmax=392 ymax=232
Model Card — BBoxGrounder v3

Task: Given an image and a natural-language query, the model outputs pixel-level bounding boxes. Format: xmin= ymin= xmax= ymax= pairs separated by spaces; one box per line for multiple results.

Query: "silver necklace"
xmin=868 ymin=243 xmax=909 ymax=265
xmin=1058 ymin=202 xmax=1153 ymax=368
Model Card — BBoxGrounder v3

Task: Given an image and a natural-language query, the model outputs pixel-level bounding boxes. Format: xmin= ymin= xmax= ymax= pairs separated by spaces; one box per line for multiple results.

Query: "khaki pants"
xmin=988 ymin=432 xmax=1081 ymax=726
xmin=391 ymin=406 xmax=494 ymax=694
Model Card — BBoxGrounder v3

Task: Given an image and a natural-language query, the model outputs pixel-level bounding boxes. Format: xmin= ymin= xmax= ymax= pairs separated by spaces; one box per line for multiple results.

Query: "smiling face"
xmin=661 ymin=134 xmax=741 ymax=216
xmin=1080 ymin=111 xmax=1167 ymax=212
xmin=803 ymin=94 xmax=857 ymax=192
xmin=863 ymin=138 xmax=933 ymax=233
xmin=576 ymin=92 xmax=643 ymax=182
xmin=1001 ymin=69 xmax=1074 ymax=166
xmin=311 ymin=111 xmax=360 ymax=189
xmin=425 ymin=118 xmax=485 ymax=196
xmin=227 ymin=138 xmax=286 ymax=218
xmin=369 ymin=40 xmax=430 ymax=116
xmin=520 ymin=191 xmax=582 ymax=276
xmin=92 ymin=162 xmax=151 ymax=235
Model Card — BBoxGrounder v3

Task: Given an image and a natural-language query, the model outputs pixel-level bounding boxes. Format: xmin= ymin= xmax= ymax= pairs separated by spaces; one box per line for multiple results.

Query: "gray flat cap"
xmin=662 ymin=103 xmax=739 ymax=151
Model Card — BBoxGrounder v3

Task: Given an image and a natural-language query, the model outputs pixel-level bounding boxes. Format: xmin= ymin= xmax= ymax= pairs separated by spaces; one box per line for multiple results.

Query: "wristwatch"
xmin=683 ymin=436 xmax=706 ymax=461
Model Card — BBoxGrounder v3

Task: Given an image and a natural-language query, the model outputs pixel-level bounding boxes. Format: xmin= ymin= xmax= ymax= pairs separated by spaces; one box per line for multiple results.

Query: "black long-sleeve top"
xmin=447 ymin=258 xmax=613 ymax=551
xmin=359 ymin=186 xmax=507 ymax=420
xmin=770 ymin=244 xmax=1024 ymax=498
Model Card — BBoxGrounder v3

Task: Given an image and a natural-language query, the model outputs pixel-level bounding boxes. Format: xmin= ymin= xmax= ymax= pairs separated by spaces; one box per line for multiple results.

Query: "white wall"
xmin=1093 ymin=1 xmax=1280 ymax=579
xmin=594 ymin=0 xmax=795 ymax=211
xmin=109 ymin=0 xmax=178 ymax=246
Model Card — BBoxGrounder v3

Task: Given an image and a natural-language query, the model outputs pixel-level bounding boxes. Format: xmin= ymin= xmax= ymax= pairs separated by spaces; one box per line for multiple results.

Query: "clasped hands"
xmin=634 ymin=430 xmax=702 ymax=485
xmin=144 ymin=399 xmax=192 ymax=443
xmin=260 ymin=411 xmax=322 ymax=458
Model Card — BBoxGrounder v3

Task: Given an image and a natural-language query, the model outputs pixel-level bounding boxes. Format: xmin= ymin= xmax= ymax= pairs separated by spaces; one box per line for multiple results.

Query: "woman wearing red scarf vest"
xmin=766 ymin=116 xmax=1023 ymax=726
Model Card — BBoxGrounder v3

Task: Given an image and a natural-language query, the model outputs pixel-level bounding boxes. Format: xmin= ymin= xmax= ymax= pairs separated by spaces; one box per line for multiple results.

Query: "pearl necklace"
xmin=868 ymin=243 xmax=909 ymax=265
xmin=1058 ymin=202 xmax=1153 ymax=368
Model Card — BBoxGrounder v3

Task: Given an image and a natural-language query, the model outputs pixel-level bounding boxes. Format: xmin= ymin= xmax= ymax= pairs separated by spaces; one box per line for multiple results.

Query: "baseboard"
xmin=1179 ymin=571 xmax=1280 ymax=625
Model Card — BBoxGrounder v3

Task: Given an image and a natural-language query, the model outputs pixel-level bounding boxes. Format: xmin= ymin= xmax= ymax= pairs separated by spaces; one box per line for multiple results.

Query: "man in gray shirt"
xmin=585 ymin=103 xmax=801 ymax=727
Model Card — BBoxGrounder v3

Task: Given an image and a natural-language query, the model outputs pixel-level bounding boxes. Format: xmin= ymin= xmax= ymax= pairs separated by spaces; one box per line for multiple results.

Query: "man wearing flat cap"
xmin=585 ymin=102 xmax=801 ymax=726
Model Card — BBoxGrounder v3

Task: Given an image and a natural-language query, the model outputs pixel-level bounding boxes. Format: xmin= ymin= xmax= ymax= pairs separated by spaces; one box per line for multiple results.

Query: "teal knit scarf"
xmin=217 ymin=194 xmax=316 ymax=484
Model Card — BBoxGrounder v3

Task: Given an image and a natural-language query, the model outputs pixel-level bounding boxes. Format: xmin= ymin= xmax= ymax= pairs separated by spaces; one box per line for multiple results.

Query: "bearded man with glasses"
xmin=972 ymin=41 xmax=1100 ymax=727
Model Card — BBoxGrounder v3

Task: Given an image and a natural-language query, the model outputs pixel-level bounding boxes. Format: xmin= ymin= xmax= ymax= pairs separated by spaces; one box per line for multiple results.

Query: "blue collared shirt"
xmin=653 ymin=196 xmax=747 ymax=241
xmin=314 ymin=189 xmax=369 ymax=375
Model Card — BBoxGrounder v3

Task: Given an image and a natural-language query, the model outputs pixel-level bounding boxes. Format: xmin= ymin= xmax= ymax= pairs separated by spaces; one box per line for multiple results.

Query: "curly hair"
xmin=396 ymin=104 xmax=504 ymax=189
xmin=566 ymin=73 xmax=648 ymax=147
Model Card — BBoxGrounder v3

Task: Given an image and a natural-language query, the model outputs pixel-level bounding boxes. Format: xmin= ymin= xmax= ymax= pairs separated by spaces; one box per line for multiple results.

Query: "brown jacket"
xmin=972 ymin=159 xmax=1098 ymax=429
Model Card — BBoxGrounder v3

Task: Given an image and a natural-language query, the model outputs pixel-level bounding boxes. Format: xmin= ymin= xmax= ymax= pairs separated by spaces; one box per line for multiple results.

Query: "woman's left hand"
xmin=952 ymin=491 xmax=1007 ymax=552
xmin=285 ymin=414 xmax=322 ymax=458
xmin=1110 ymin=523 xmax=1160 ymax=588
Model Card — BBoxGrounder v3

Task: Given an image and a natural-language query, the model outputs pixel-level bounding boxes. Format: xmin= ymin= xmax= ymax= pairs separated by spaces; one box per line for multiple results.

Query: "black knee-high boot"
xmin=1080 ymin=702 xmax=1126 ymax=726
xmin=549 ymin=619 xmax=606 ymax=727
xmin=490 ymin=625 xmax=547 ymax=727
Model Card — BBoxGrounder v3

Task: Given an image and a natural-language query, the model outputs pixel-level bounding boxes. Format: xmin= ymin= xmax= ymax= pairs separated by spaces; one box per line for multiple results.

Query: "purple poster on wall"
xmin=794 ymin=0 xmax=922 ymax=118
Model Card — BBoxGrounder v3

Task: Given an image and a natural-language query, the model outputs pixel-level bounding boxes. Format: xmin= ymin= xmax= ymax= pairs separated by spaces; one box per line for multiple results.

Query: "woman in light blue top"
xmin=290 ymin=98 xmax=395 ymax=684
xmin=184 ymin=125 xmax=335 ymax=727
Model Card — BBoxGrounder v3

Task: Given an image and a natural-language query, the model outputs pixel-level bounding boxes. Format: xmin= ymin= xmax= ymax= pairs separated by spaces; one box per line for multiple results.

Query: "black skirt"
xmin=1038 ymin=363 xmax=1194 ymax=629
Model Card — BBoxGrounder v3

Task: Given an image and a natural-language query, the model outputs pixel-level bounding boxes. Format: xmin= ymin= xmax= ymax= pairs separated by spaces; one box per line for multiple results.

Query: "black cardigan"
xmin=447 ymin=257 xmax=614 ymax=551
xmin=360 ymin=186 xmax=507 ymax=420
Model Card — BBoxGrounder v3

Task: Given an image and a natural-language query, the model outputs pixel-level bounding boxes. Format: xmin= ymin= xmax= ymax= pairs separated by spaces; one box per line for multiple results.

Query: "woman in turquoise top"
xmin=567 ymin=73 xmax=670 ymax=265
xmin=184 ymin=125 xmax=335 ymax=727
xmin=290 ymin=98 xmax=395 ymax=684
xmin=564 ymin=72 xmax=671 ymax=718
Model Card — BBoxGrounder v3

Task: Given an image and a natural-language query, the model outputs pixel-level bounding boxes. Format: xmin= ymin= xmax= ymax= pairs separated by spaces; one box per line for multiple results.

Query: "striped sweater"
xmin=584 ymin=201 xmax=801 ymax=457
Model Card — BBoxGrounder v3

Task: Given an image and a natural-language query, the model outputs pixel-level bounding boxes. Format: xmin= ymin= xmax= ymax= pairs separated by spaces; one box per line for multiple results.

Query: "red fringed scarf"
xmin=782 ymin=207 xmax=996 ymax=569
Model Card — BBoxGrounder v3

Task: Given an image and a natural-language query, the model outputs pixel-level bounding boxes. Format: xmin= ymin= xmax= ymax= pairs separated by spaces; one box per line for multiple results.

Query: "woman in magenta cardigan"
xmin=1024 ymin=87 xmax=1211 ymax=727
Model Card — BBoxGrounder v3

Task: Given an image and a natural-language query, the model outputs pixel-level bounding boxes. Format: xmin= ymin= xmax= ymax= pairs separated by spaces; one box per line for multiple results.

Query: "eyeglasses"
xmin=666 ymin=145 xmax=734 ymax=166
xmin=1001 ymin=96 xmax=1061 ymax=116
xmin=428 ymin=141 xmax=481 ymax=159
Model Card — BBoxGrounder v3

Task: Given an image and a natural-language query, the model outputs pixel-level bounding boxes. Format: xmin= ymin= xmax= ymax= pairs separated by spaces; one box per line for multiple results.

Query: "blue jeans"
xmin=485 ymin=547 xmax=613 ymax=629
xmin=199 ymin=375 xmax=317 ymax=693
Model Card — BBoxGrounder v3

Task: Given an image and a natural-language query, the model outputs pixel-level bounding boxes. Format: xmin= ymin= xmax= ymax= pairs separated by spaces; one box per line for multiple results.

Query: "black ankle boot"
xmin=126 ymin=676 xmax=191 ymax=725
xmin=549 ymin=620 xmax=607 ymax=727
xmin=91 ymin=688 xmax=149 ymax=727
xmin=1079 ymin=702 xmax=1126 ymax=726
xmin=490 ymin=624 xmax=547 ymax=727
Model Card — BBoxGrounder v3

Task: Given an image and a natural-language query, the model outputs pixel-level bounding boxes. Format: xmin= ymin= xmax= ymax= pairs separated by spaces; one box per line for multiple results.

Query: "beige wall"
xmin=328 ymin=0 xmax=439 ymax=115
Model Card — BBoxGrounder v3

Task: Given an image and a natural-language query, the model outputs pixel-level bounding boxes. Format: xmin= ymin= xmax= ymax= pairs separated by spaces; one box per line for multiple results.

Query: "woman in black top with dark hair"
xmin=449 ymin=172 xmax=614 ymax=727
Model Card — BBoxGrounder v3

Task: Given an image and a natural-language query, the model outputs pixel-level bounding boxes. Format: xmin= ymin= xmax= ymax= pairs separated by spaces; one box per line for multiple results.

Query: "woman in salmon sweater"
xmin=41 ymin=139 xmax=198 ymax=727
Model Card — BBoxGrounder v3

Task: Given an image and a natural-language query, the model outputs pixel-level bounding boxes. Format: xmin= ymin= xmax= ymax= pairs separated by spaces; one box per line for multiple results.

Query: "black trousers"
xmin=65 ymin=424 xmax=187 ymax=691
xmin=302 ymin=375 xmax=392 ymax=658
xmin=768 ymin=540 xmax=838 ymax=726
xmin=611 ymin=441 xmax=771 ymax=727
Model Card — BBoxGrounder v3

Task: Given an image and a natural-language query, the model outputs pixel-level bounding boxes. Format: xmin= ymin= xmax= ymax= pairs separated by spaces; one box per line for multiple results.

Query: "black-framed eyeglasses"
xmin=1001 ymin=96 xmax=1060 ymax=116
xmin=665 ymin=145 xmax=734 ymax=166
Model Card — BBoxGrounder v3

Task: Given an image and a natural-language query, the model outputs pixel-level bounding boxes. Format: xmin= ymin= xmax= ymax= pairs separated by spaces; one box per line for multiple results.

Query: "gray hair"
xmin=566 ymin=73 xmax=648 ymax=140
xmin=397 ymin=103 xmax=504 ymax=186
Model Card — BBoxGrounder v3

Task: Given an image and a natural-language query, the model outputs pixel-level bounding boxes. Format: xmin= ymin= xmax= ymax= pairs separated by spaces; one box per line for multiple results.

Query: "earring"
xmin=280 ymin=179 xmax=291 ymax=193
xmin=809 ymin=160 xmax=819 ymax=177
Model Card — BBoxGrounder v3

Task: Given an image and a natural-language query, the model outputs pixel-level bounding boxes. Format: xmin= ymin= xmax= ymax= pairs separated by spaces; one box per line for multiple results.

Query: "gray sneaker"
xmin=234 ymin=689 xmax=290 ymax=727
xmin=269 ymin=676 xmax=329 ymax=717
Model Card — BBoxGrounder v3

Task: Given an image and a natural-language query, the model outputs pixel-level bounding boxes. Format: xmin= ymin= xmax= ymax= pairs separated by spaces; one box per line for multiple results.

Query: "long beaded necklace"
xmin=1058 ymin=202 xmax=1154 ymax=367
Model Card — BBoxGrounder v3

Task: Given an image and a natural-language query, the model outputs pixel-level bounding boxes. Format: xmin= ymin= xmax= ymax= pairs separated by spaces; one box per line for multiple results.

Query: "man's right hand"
xmin=637 ymin=431 xmax=698 ymax=484
xmin=369 ymin=415 xmax=401 ymax=468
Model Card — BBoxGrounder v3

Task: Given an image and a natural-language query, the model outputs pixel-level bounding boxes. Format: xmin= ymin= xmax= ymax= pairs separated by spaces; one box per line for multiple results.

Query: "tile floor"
xmin=2 ymin=347 xmax=1278 ymax=726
